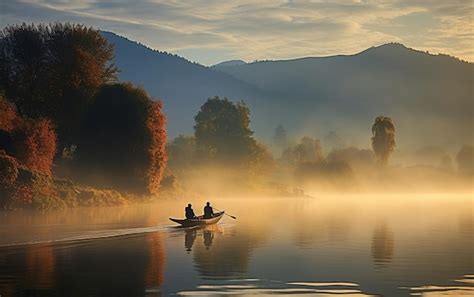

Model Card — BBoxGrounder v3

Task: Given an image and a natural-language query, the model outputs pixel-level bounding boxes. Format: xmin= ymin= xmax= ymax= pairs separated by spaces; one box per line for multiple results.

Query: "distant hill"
xmin=104 ymin=31 xmax=473 ymax=150
xmin=102 ymin=32 xmax=265 ymax=137
xmin=212 ymin=43 xmax=473 ymax=149
xmin=212 ymin=60 xmax=247 ymax=69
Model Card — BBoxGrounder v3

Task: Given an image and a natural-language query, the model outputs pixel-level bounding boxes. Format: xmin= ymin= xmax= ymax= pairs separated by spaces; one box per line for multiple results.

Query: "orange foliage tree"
xmin=78 ymin=83 xmax=167 ymax=194
xmin=0 ymin=95 xmax=57 ymax=175
xmin=0 ymin=96 xmax=17 ymax=132
xmin=146 ymin=101 xmax=168 ymax=194
xmin=13 ymin=118 xmax=57 ymax=175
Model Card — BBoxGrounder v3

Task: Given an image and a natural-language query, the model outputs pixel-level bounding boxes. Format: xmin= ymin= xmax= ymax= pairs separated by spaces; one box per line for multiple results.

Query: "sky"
xmin=0 ymin=0 xmax=472 ymax=65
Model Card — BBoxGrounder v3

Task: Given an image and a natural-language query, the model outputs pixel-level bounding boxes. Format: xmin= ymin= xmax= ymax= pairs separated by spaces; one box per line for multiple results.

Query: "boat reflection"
xmin=184 ymin=228 xmax=197 ymax=252
xmin=203 ymin=229 xmax=214 ymax=249
xmin=181 ymin=224 xmax=223 ymax=252
xmin=177 ymin=222 xmax=269 ymax=280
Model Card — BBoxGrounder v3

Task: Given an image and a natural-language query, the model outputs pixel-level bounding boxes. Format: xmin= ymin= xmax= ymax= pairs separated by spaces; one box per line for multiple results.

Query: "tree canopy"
xmin=282 ymin=137 xmax=324 ymax=166
xmin=194 ymin=96 xmax=257 ymax=163
xmin=273 ymin=124 xmax=289 ymax=149
xmin=78 ymin=83 xmax=167 ymax=194
xmin=371 ymin=116 xmax=396 ymax=165
xmin=0 ymin=23 xmax=117 ymax=145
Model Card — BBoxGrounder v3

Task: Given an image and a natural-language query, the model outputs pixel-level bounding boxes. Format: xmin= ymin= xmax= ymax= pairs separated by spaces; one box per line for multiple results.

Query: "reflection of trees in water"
xmin=25 ymin=244 xmax=56 ymax=289
xmin=0 ymin=243 xmax=56 ymax=295
xmin=371 ymin=221 xmax=394 ymax=267
xmin=145 ymin=232 xmax=165 ymax=294
xmin=0 ymin=232 xmax=166 ymax=296
xmin=292 ymin=202 xmax=353 ymax=248
xmin=190 ymin=224 xmax=267 ymax=279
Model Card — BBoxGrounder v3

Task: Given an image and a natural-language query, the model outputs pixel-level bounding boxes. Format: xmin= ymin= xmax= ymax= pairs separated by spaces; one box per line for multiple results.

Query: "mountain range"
xmin=102 ymin=31 xmax=473 ymax=151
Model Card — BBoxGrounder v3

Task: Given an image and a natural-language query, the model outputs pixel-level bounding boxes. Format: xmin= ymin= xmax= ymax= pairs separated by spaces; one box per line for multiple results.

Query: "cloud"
xmin=1 ymin=0 xmax=472 ymax=65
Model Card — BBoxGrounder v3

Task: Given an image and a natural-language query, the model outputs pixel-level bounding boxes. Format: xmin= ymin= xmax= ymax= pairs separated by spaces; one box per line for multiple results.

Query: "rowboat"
xmin=169 ymin=211 xmax=225 ymax=227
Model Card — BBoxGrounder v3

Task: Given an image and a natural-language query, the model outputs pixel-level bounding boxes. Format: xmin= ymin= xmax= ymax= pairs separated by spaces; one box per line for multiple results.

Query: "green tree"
xmin=282 ymin=137 xmax=323 ymax=166
xmin=273 ymin=124 xmax=289 ymax=149
xmin=371 ymin=116 xmax=396 ymax=165
xmin=166 ymin=135 xmax=196 ymax=171
xmin=194 ymin=96 xmax=256 ymax=163
xmin=78 ymin=83 xmax=167 ymax=194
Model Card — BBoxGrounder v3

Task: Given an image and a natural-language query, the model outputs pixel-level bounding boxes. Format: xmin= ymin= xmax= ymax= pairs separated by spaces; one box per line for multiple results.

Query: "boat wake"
xmin=0 ymin=225 xmax=174 ymax=248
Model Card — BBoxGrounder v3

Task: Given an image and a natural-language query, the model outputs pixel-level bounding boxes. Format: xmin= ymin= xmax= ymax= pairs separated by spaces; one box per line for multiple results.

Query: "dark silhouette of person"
xmin=185 ymin=203 xmax=196 ymax=219
xmin=203 ymin=202 xmax=214 ymax=219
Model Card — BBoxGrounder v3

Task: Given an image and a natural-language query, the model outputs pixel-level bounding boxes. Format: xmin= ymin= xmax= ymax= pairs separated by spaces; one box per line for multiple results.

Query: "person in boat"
xmin=185 ymin=203 xmax=196 ymax=219
xmin=203 ymin=202 xmax=214 ymax=219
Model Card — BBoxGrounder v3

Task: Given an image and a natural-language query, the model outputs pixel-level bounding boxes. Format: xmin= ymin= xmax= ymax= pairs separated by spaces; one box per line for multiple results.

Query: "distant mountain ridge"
xmin=212 ymin=60 xmax=247 ymax=69
xmin=101 ymin=31 xmax=266 ymax=137
xmin=102 ymin=31 xmax=473 ymax=149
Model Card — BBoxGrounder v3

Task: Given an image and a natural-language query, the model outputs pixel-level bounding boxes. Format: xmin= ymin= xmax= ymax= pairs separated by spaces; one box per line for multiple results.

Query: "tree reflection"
xmin=0 ymin=232 xmax=166 ymax=296
xmin=292 ymin=202 xmax=353 ymax=248
xmin=371 ymin=221 xmax=394 ymax=267
xmin=0 ymin=243 xmax=56 ymax=295
xmin=145 ymin=232 xmax=165 ymax=296
xmin=25 ymin=244 xmax=56 ymax=289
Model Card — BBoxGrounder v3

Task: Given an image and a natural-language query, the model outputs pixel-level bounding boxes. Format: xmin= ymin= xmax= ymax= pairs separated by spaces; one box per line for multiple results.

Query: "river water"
xmin=0 ymin=194 xmax=472 ymax=296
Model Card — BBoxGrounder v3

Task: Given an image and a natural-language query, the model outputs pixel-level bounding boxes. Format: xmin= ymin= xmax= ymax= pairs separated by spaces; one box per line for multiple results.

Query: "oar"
xmin=212 ymin=207 xmax=237 ymax=220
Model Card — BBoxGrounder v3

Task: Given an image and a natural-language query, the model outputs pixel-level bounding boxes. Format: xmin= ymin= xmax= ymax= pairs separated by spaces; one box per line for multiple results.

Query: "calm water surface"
xmin=0 ymin=194 xmax=472 ymax=296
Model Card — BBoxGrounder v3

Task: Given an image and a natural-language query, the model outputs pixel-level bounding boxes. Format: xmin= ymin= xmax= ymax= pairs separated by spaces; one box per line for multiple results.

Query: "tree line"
xmin=0 ymin=23 xmax=167 ymax=208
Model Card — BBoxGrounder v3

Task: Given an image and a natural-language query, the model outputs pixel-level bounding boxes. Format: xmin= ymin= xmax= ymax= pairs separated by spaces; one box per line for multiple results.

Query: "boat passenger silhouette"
xmin=185 ymin=203 xmax=196 ymax=219
xmin=203 ymin=202 xmax=214 ymax=219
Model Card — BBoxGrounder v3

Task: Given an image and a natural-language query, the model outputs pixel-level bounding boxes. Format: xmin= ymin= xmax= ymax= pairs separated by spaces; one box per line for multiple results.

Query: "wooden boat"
xmin=169 ymin=211 xmax=225 ymax=227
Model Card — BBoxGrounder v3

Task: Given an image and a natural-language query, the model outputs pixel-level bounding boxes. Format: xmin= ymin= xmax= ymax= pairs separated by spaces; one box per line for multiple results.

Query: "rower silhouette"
xmin=203 ymin=202 xmax=214 ymax=219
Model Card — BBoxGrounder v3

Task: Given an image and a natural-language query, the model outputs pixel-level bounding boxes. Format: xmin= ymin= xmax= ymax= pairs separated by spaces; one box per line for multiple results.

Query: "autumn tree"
xmin=0 ymin=95 xmax=57 ymax=175
xmin=78 ymin=83 xmax=167 ymax=194
xmin=371 ymin=116 xmax=396 ymax=165
xmin=13 ymin=118 xmax=57 ymax=175
xmin=0 ymin=23 xmax=117 ymax=145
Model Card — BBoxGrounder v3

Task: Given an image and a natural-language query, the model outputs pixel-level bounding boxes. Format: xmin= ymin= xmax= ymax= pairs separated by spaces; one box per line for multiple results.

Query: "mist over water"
xmin=0 ymin=194 xmax=472 ymax=296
